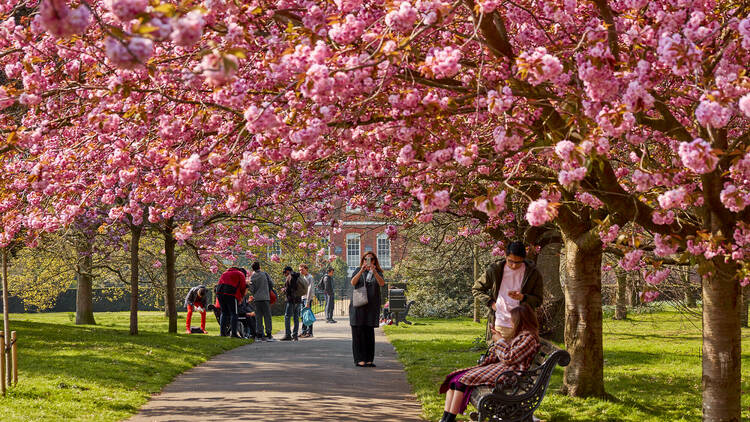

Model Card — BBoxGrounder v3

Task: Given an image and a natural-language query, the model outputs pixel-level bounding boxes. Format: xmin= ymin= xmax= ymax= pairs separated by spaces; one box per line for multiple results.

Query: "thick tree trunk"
xmin=702 ymin=259 xmax=741 ymax=421
xmin=75 ymin=249 xmax=96 ymax=325
xmin=537 ymin=243 xmax=564 ymax=342
xmin=164 ymin=220 xmax=177 ymax=333
xmin=740 ymin=285 xmax=748 ymax=328
xmin=560 ymin=236 xmax=605 ymax=397
xmin=129 ymin=225 xmax=142 ymax=335
xmin=614 ymin=270 xmax=627 ymax=320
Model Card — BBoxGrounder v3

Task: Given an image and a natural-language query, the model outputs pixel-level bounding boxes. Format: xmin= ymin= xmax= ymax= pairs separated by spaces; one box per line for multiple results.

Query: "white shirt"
xmin=495 ymin=263 xmax=525 ymax=328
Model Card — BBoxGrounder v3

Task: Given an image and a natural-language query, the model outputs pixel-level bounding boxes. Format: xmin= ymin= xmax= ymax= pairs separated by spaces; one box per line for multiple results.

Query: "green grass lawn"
xmin=383 ymin=308 xmax=750 ymax=421
xmin=0 ymin=311 xmax=284 ymax=422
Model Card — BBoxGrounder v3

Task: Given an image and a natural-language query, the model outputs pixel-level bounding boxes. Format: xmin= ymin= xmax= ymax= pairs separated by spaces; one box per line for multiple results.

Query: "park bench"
xmin=386 ymin=288 xmax=415 ymax=326
xmin=468 ymin=339 xmax=570 ymax=422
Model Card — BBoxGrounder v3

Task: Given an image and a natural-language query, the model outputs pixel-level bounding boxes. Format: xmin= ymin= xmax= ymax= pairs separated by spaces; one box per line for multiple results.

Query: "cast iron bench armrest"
xmin=468 ymin=344 xmax=570 ymax=422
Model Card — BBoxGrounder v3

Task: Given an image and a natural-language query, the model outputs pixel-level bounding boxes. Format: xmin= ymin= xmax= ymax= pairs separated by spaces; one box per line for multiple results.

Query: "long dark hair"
xmin=360 ymin=251 xmax=383 ymax=273
xmin=510 ymin=304 xmax=539 ymax=339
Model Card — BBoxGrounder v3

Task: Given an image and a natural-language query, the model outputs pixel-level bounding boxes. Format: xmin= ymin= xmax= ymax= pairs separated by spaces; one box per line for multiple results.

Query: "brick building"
xmin=327 ymin=205 xmax=406 ymax=277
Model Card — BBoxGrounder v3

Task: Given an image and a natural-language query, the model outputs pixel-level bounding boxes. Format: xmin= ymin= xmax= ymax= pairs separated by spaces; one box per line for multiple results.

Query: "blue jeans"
xmin=284 ymin=301 xmax=300 ymax=338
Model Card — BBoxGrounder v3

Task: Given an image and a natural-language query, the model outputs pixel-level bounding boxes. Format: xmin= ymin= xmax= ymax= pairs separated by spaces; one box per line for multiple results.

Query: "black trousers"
xmin=351 ymin=325 xmax=375 ymax=363
xmin=217 ymin=294 xmax=238 ymax=337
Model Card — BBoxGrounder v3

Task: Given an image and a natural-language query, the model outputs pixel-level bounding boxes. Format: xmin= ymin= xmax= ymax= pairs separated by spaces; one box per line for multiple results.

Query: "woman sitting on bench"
xmin=438 ymin=303 xmax=540 ymax=422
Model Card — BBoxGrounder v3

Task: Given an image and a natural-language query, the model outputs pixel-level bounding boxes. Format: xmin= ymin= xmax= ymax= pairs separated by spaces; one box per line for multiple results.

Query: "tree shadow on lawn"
xmin=13 ymin=320 xmax=246 ymax=390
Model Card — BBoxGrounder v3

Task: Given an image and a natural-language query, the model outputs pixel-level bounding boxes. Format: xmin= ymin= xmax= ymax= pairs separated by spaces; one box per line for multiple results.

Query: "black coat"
xmin=349 ymin=267 xmax=383 ymax=327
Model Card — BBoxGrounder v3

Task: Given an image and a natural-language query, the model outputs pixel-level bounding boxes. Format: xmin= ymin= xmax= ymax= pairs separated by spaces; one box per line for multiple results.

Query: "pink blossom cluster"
xmin=598 ymin=224 xmax=620 ymax=244
xmin=574 ymin=192 xmax=602 ymax=208
xmin=517 ymin=47 xmax=563 ymax=86
xmin=719 ymin=184 xmax=749 ymax=212
xmin=385 ymin=2 xmax=418 ymax=33
xmin=178 ymin=154 xmax=202 ymax=186
xmin=244 ymin=104 xmax=282 ymax=132
xmin=397 ymin=144 xmax=416 ymax=165
xmin=477 ymin=0 xmax=501 ymax=13
xmin=738 ymin=93 xmax=750 ymax=118
xmin=631 ymin=170 xmax=652 ymax=192
xmin=596 ymin=106 xmax=635 ymax=138
xmin=678 ymin=138 xmax=718 ymax=174
xmin=415 ymin=189 xmax=450 ymax=213
xmin=37 ymin=0 xmax=91 ymax=38
xmin=419 ymin=235 xmax=431 ymax=244
xmin=652 ymin=210 xmax=676 ymax=225
xmin=643 ymin=268 xmax=671 ymax=285
xmin=105 ymin=37 xmax=153 ymax=69
xmin=0 ymin=87 xmax=13 ymax=110
xmin=622 ymin=80 xmax=654 ymax=112
xmin=385 ymin=224 xmax=398 ymax=239
xmin=421 ymin=47 xmax=462 ymax=79
xmin=104 ymin=0 xmax=148 ymax=21
xmin=657 ymin=187 xmax=687 ymax=210
xmin=576 ymin=43 xmax=618 ymax=102
xmin=334 ymin=0 xmax=363 ymax=13
xmin=171 ymin=10 xmax=204 ymax=47
xmin=492 ymin=128 xmax=523 ymax=153
xmin=475 ymin=191 xmax=507 ymax=217
xmin=739 ymin=17 xmax=750 ymax=50
xmin=653 ymin=233 xmax=679 ymax=256
xmin=641 ymin=290 xmax=660 ymax=303
xmin=329 ymin=14 xmax=365 ymax=44
xmin=558 ymin=168 xmax=586 ymax=187
xmin=657 ymin=33 xmax=701 ymax=76
xmin=174 ymin=223 xmax=194 ymax=242
xmin=525 ymin=199 xmax=557 ymax=226
xmin=487 ymin=87 xmax=513 ymax=115
xmin=200 ymin=52 xmax=238 ymax=87
xmin=619 ymin=249 xmax=643 ymax=271
xmin=695 ymin=99 xmax=732 ymax=128
xmin=453 ymin=144 xmax=477 ymax=166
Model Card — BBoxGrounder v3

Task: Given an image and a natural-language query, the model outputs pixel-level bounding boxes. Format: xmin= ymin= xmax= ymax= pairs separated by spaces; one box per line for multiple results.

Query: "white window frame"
xmin=267 ymin=239 xmax=282 ymax=258
xmin=377 ymin=233 xmax=391 ymax=269
xmin=346 ymin=233 xmax=361 ymax=274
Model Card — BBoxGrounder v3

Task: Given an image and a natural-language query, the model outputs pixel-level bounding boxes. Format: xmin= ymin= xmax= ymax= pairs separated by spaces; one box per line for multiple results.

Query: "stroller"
xmin=208 ymin=296 xmax=256 ymax=338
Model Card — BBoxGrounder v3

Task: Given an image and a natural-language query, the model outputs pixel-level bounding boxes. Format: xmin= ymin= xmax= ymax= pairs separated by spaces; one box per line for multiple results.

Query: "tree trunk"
xmin=560 ymin=236 xmax=605 ymax=397
xmin=473 ymin=245 xmax=480 ymax=323
xmin=164 ymin=219 xmax=177 ymax=333
xmin=537 ymin=243 xmax=564 ymax=342
xmin=702 ymin=259 xmax=741 ymax=421
xmin=129 ymin=224 xmax=142 ymax=335
xmin=741 ymin=285 xmax=748 ymax=328
xmin=614 ymin=270 xmax=627 ymax=320
xmin=75 ymin=248 xmax=96 ymax=325
xmin=2 ymin=249 xmax=10 ymax=386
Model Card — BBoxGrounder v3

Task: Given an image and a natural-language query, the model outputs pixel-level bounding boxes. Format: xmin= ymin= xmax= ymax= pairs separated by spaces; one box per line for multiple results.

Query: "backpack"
xmin=294 ymin=274 xmax=309 ymax=298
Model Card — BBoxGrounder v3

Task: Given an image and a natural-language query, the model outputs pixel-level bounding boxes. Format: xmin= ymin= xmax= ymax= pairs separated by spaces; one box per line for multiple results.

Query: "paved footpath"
xmin=129 ymin=317 xmax=425 ymax=421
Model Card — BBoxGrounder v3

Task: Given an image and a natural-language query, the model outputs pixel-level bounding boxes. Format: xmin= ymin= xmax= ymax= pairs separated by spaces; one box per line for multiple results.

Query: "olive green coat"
xmin=472 ymin=259 xmax=544 ymax=339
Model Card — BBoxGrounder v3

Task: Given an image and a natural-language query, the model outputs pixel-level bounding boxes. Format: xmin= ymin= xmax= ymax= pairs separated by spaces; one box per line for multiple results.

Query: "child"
xmin=184 ymin=285 xmax=208 ymax=334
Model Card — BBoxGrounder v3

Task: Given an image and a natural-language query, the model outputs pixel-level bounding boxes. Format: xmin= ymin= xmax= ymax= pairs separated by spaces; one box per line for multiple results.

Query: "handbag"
xmin=266 ymin=273 xmax=277 ymax=304
xmin=269 ymin=289 xmax=277 ymax=305
xmin=352 ymin=271 xmax=371 ymax=307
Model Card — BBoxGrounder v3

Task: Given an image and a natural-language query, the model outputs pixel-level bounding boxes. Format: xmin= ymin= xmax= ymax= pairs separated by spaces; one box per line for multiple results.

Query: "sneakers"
xmin=299 ymin=333 xmax=310 ymax=338
xmin=292 ymin=334 xmax=299 ymax=341
xmin=186 ymin=328 xmax=192 ymax=334
xmin=280 ymin=336 xmax=293 ymax=341
xmin=265 ymin=336 xmax=277 ymax=342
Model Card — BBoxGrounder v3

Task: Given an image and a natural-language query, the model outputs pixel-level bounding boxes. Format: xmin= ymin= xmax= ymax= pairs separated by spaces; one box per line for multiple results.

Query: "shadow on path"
xmin=129 ymin=318 xmax=424 ymax=421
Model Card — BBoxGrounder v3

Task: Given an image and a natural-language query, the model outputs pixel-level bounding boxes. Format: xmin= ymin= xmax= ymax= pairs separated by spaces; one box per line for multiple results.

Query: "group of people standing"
xmin=183 ymin=262 xmax=337 ymax=342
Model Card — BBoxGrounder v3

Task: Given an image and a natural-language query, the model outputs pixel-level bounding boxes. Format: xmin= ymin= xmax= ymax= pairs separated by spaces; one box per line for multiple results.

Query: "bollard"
xmin=0 ymin=333 xmax=5 ymax=396
xmin=11 ymin=331 xmax=17 ymax=386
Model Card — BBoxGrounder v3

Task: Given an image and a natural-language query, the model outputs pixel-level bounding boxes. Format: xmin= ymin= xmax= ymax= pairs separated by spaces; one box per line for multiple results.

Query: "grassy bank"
xmin=383 ymin=307 xmax=750 ymax=421
xmin=0 ymin=311 xmax=283 ymax=421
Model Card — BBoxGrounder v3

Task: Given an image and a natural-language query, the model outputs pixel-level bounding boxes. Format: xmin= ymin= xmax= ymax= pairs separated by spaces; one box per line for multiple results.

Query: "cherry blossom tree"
xmin=1 ymin=0 xmax=749 ymax=420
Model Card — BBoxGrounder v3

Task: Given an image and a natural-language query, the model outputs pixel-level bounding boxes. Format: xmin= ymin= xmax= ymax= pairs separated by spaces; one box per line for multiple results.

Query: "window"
xmin=377 ymin=234 xmax=391 ymax=269
xmin=345 ymin=204 xmax=362 ymax=213
xmin=346 ymin=233 xmax=361 ymax=273
xmin=267 ymin=240 xmax=281 ymax=258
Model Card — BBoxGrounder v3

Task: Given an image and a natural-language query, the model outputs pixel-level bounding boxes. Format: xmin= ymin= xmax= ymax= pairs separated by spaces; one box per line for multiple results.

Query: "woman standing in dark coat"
xmin=349 ymin=251 xmax=385 ymax=367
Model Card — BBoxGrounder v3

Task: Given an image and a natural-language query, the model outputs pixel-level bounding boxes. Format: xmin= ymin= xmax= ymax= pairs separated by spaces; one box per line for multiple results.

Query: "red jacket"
xmin=217 ymin=269 xmax=247 ymax=302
